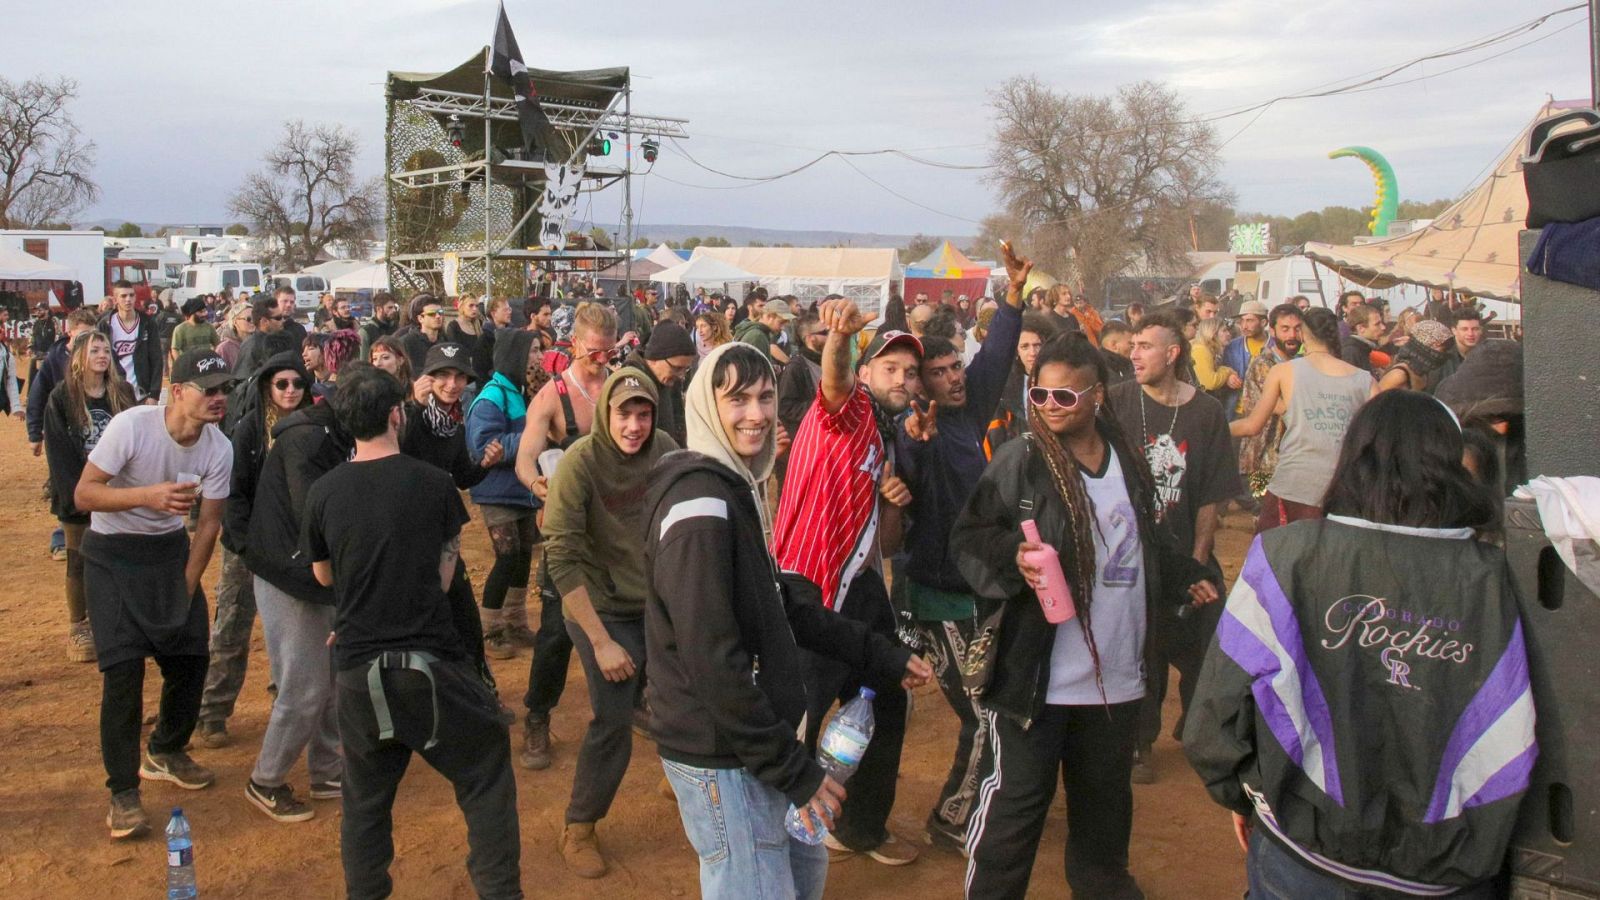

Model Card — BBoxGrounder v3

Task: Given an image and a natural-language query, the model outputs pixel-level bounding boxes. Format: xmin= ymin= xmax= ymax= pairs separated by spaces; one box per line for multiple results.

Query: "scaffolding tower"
xmin=384 ymin=49 xmax=688 ymax=298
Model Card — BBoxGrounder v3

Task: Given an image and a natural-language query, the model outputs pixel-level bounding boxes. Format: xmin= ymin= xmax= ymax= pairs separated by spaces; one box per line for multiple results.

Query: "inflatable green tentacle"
xmin=1329 ymin=146 xmax=1399 ymax=237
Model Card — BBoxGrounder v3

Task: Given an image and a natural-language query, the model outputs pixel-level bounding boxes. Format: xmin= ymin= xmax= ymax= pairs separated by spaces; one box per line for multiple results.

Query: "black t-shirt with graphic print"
xmin=301 ymin=453 xmax=470 ymax=669
xmin=1107 ymin=380 xmax=1241 ymax=556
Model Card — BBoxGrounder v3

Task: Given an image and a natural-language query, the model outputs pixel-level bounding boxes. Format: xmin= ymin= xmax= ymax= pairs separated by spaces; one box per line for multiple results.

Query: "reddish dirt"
xmin=0 ymin=416 xmax=1251 ymax=898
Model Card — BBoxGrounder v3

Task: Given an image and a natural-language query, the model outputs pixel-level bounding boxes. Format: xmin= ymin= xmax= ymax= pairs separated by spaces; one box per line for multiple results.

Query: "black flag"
xmin=490 ymin=2 xmax=561 ymax=159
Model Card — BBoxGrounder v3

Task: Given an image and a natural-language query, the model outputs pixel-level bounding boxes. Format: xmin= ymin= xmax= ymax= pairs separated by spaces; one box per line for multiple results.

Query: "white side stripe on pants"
xmin=965 ymin=707 xmax=1004 ymax=897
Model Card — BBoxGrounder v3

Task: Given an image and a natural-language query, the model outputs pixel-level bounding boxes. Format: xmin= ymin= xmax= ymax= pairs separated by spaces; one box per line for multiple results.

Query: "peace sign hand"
xmin=905 ymin=400 xmax=939 ymax=442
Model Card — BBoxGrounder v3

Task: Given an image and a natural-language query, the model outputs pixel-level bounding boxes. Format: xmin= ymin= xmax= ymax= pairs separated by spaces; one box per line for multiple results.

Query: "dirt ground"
xmin=0 ymin=412 xmax=1252 ymax=899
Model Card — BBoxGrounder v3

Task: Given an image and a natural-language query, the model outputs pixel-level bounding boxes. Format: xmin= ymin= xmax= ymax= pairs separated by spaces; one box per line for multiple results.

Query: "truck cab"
xmin=105 ymin=258 xmax=155 ymax=305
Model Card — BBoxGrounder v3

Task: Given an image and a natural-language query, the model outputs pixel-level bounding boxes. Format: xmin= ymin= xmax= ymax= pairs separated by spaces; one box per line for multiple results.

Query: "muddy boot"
xmin=480 ymin=606 xmax=515 ymax=660
xmin=520 ymin=714 xmax=552 ymax=770
xmin=502 ymin=588 xmax=536 ymax=647
xmin=561 ymin=822 xmax=607 ymax=878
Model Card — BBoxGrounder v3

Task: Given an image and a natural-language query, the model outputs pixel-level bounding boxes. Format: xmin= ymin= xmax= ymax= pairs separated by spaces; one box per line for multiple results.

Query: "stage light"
xmin=641 ymin=139 xmax=659 ymax=163
xmin=446 ymin=115 xmax=466 ymax=148
xmin=587 ymin=136 xmax=611 ymax=157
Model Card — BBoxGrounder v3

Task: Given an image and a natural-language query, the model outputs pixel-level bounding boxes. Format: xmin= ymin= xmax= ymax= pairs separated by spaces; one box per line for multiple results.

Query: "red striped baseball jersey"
xmin=774 ymin=383 xmax=885 ymax=611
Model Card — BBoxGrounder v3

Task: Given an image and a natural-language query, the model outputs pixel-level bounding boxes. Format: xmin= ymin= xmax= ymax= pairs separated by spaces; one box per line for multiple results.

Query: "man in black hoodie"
xmin=646 ymin=342 xmax=929 ymax=898
xmin=242 ymin=385 xmax=353 ymax=823
xmin=98 ymin=280 xmax=164 ymax=403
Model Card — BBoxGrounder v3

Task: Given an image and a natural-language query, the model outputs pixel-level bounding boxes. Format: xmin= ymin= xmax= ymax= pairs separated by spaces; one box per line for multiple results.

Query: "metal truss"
xmin=402 ymin=88 xmax=689 ymax=139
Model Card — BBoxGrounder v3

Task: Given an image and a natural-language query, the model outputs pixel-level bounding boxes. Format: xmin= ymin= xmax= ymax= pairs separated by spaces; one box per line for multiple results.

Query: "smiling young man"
xmin=542 ymin=368 xmax=678 ymax=877
xmin=772 ymin=298 xmax=924 ymax=866
xmin=74 ymin=348 xmax=236 ymax=838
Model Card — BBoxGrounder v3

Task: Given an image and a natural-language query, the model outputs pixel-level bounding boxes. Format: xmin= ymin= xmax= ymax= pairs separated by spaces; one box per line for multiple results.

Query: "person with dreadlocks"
xmin=954 ymin=333 xmax=1219 ymax=900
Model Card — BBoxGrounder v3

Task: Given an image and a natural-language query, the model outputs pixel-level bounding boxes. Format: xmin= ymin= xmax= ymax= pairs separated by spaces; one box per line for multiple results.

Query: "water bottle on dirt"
xmin=785 ymin=688 xmax=877 ymax=844
xmin=166 ymin=807 xmax=197 ymax=899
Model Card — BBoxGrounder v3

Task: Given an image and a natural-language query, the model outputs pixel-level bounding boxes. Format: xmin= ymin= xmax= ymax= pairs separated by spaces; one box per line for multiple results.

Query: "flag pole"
xmin=624 ymin=77 xmax=634 ymax=297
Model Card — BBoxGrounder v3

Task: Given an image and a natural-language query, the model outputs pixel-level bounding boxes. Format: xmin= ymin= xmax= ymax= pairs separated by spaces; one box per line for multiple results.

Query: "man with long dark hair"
xmin=1186 ymin=391 xmax=1521 ymax=898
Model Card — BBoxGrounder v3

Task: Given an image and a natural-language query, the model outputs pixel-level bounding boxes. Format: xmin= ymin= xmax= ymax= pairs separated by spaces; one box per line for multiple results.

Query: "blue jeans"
xmin=661 ymin=759 xmax=828 ymax=900
xmin=1247 ymin=826 xmax=1496 ymax=898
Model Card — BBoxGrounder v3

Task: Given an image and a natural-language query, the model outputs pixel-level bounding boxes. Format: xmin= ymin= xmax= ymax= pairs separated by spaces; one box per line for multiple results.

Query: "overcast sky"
xmin=3 ymin=0 xmax=1591 ymax=237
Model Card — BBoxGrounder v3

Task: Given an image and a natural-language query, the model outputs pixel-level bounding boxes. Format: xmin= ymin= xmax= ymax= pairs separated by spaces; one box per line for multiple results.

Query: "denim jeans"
xmin=661 ymin=759 xmax=827 ymax=900
xmin=1246 ymin=827 xmax=1497 ymax=899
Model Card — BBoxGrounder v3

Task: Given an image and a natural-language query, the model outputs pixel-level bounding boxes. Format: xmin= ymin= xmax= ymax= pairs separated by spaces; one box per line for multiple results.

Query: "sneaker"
xmin=925 ymin=820 xmax=968 ymax=856
xmin=50 ymin=545 xmax=67 ymax=562
xmin=67 ymin=619 xmax=95 ymax=663
xmin=822 ymin=832 xmax=856 ymax=862
xmin=484 ymin=628 xmax=516 ymax=660
xmin=560 ymin=822 xmax=608 ymax=878
xmin=196 ymin=720 xmax=229 ymax=750
xmin=245 ymin=780 xmax=316 ymax=822
xmin=631 ymin=703 xmax=655 ymax=741
xmin=520 ymin=715 xmax=552 ymax=770
xmin=308 ymin=778 xmax=342 ymax=800
xmin=866 ymin=832 xmax=920 ymax=866
xmin=106 ymin=789 xmax=149 ymax=840
xmin=1131 ymin=748 xmax=1157 ymax=785
xmin=140 ymin=751 xmax=215 ymax=790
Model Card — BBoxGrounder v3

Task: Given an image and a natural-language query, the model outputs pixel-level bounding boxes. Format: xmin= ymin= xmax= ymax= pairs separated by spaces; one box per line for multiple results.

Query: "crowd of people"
xmin=6 ymin=246 xmax=1539 ymax=900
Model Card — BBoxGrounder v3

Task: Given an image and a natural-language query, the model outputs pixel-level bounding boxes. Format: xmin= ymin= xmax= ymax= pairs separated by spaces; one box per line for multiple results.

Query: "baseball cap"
xmin=608 ymin=371 xmax=657 ymax=409
xmin=421 ymin=342 xmax=473 ymax=377
xmin=1236 ymin=300 xmax=1269 ymax=318
xmin=764 ymin=299 xmax=796 ymax=321
xmin=861 ymin=329 xmax=923 ymax=363
xmin=171 ymin=348 xmax=236 ymax=389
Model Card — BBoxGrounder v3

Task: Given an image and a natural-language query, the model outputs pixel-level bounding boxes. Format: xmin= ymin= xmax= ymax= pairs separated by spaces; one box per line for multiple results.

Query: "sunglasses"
xmin=272 ymin=377 xmax=306 ymax=391
xmin=579 ymin=346 xmax=621 ymax=365
xmin=186 ymin=383 xmax=229 ymax=397
xmin=1028 ymin=384 xmax=1097 ymax=410
xmin=420 ymin=310 xmax=442 ymax=318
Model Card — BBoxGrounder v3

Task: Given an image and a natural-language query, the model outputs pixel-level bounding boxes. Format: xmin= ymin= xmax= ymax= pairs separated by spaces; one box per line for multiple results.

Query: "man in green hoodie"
xmin=543 ymin=367 xmax=679 ymax=878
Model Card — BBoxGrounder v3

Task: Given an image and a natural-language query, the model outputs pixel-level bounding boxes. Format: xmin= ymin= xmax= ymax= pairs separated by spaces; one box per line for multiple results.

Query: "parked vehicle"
xmin=272 ymin=273 xmax=330 ymax=312
xmin=171 ymin=261 xmax=269 ymax=306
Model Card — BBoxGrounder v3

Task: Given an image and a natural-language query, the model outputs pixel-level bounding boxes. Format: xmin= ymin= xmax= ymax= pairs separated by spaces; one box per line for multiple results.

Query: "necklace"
xmin=564 ymin=369 xmax=595 ymax=406
xmin=1138 ymin=385 xmax=1182 ymax=445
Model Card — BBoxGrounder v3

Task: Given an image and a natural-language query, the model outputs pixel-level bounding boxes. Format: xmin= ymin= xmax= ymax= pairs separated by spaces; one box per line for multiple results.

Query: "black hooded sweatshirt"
xmin=224 ymin=351 xmax=311 ymax=554
xmin=245 ymin=402 xmax=353 ymax=605
xmin=644 ymin=450 xmax=910 ymax=806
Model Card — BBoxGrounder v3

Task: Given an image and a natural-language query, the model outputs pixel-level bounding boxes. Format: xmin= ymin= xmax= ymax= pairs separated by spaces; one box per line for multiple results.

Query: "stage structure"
xmin=384 ymin=50 xmax=689 ymax=298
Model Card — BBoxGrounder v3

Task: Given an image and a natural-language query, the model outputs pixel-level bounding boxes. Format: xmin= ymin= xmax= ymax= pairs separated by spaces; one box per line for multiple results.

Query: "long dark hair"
xmin=1301 ymin=307 xmax=1342 ymax=356
xmin=1026 ymin=333 xmax=1158 ymax=701
xmin=881 ymin=294 xmax=909 ymax=333
xmin=1322 ymin=390 xmax=1496 ymax=529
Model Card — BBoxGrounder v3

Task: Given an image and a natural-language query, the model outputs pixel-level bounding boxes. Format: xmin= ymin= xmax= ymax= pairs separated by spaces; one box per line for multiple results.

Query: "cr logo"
xmin=1381 ymin=647 xmax=1419 ymax=691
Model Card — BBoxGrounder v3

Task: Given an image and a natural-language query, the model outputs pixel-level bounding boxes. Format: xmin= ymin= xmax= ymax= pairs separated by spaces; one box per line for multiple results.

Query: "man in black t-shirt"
xmin=1107 ymin=311 xmax=1241 ymax=784
xmin=302 ymin=364 xmax=521 ymax=900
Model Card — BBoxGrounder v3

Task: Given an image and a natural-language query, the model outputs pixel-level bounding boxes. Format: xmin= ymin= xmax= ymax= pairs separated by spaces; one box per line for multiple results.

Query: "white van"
xmin=173 ymin=262 xmax=269 ymax=306
xmin=272 ymin=273 xmax=331 ymax=312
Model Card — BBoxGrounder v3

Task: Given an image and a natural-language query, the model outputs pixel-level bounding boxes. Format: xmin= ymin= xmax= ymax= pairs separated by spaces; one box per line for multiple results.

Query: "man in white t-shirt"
xmin=75 ymin=348 xmax=236 ymax=840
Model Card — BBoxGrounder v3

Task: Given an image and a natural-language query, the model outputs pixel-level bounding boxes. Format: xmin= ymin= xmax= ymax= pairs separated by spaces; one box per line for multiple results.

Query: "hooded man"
xmin=543 ymin=368 xmax=679 ymax=878
xmin=645 ymin=342 xmax=930 ymax=899
xmin=621 ymin=322 xmax=696 ymax=447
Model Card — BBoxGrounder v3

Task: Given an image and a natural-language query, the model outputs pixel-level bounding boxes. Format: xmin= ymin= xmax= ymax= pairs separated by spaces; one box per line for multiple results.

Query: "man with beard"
xmin=1220 ymin=301 xmax=1269 ymax=420
xmin=1107 ymin=311 xmax=1241 ymax=784
xmin=272 ymin=285 xmax=308 ymax=345
xmin=75 ymin=349 xmax=237 ymax=838
xmin=893 ymin=240 xmax=1027 ymax=849
xmin=1236 ymin=304 xmax=1301 ymax=496
xmin=358 ymin=292 xmax=399 ymax=359
xmin=233 ymin=298 xmax=296 ymax=385
xmin=773 ymin=298 xmax=923 ymax=866
xmin=775 ymin=308 xmax=829 ymax=483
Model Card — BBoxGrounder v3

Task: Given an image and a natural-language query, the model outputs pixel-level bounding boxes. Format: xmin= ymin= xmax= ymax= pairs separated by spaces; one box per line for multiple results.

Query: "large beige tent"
xmin=689 ymin=247 xmax=902 ymax=315
xmin=1304 ymin=101 xmax=1585 ymax=303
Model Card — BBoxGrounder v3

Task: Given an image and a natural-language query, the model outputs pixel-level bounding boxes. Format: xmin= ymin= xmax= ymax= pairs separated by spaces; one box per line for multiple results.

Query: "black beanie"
xmin=644 ymin=322 xmax=696 ymax=360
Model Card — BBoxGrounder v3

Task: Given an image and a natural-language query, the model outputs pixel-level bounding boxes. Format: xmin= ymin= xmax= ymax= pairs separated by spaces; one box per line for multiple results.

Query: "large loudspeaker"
xmin=1505 ymin=498 xmax=1600 ymax=898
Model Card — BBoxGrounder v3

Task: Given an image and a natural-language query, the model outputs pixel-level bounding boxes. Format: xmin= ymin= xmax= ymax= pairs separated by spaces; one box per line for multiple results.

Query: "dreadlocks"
xmin=1025 ymin=333 xmax=1158 ymax=704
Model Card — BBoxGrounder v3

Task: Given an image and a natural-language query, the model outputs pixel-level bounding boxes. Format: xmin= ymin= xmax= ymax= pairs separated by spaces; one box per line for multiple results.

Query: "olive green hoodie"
xmin=544 ymin=368 xmax=680 ymax=617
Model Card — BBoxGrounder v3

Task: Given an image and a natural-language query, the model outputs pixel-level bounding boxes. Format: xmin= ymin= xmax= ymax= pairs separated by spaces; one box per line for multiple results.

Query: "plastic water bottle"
xmin=786 ymin=688 xmax=877 ymax=844
xmin=1021 ymin=519 xmax=1076 ymax=624
xmin=166 ymin=807 xmax=197 ymax=899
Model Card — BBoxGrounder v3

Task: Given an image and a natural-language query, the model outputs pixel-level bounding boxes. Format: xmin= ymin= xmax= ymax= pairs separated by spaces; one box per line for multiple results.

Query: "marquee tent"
xmin=903 ymin=241 xmax=990 ymax=305
xmin=1304 ymin=100 xmax=1582 ymax=304
xmin=0 ymin=245 xmax=75 ymax=282
xmin=689 ymin=247 xmax=902 ymax=315
xmin=330 ymin=263 xmax=391 ymax=293
xmin=0 ymin=245 xmax=77 ymax=313
xmin=653 ymin=256 xmax=757 ymax=289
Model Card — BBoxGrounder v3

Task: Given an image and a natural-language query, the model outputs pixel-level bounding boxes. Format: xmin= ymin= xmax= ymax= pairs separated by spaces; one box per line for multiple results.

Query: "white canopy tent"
xmin=688 ymin=247 xmax=902 ymax=317
xmin=0 ymin=245 xmax=75 ymax=280
xmin=653 ymin=256 xmax=757 ymax=288
xmin=330 ymin=263 xmax=390 ymax=293
xmin=642 ymin=244 xmax=686 ymax=269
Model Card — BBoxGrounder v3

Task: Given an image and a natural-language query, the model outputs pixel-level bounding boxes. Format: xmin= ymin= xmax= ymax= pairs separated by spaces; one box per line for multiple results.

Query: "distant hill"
xmin=622 ymin=223 xmax=976 ymax=250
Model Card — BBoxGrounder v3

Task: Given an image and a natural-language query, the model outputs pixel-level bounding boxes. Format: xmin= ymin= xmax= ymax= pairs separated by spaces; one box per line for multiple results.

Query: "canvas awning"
xmin=0 ymin=245 xmax=75 ymax=281
xmin=904 ymin=241 xmax=990 ymax=279
xmin=653 ymin=256 xmax=757 ymax=286
xmin=688 ymin=246 xmax=902 ymax=314
xmin=330 ymin=263 xmax=390 ymax=293
xmin=1304 ymin=100 xmax=1583 ymax=303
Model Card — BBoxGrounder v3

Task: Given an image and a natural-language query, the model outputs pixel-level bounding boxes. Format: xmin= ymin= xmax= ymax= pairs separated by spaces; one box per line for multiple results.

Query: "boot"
xmin=561 ymin=822 xmax=608 ymax=878
xmin=503 ymin=588 xmax=537 ymax=647
xmin=520 ymin=714 xmax=552 ymax=770
xmin=480 ymin=606 xmax=515 ymax=660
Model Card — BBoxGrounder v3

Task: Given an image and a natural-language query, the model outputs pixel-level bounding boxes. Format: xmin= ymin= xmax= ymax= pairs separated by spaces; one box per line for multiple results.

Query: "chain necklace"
xmin=565 ymin=368 xmax=596 ymax=406
xmin=1138 ymin=384 xmax=1182 ymax=446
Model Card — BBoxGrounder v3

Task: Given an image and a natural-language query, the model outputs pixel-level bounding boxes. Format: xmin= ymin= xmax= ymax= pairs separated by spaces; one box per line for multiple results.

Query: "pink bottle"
xmin=1021 ymin=519 xmax=1076 ymax=624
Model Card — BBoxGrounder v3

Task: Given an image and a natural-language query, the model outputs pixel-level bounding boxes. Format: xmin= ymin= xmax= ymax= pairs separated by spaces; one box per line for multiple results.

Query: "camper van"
xmin=172 ymin=261 xmax=269 ymax=306
xmin=272 ymin=273 xmax=331 ymax=312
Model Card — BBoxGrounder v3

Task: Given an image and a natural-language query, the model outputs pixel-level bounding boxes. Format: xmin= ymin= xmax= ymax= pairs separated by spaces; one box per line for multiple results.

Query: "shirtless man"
xmin=511 ymin=301 xmax=618 ymax=770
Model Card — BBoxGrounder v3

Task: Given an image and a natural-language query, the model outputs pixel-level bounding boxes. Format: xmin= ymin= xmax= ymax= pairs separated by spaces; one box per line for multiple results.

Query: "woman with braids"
xmin=954 ymin=332 xmax=1219 ymax=900
xmin=43 ymin=331 xmax=136 ymax=661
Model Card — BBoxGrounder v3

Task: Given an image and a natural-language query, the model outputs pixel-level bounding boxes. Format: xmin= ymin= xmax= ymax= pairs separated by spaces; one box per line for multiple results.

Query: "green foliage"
xmin=224 ymin=223 xmax=249 ymax=236
xmin=111 ymin=221 xmax=142 ymax=238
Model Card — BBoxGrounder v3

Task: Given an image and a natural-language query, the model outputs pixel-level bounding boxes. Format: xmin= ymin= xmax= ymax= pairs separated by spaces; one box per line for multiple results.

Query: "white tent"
xmin=330 ymin=263 xmax=390 ymax=293
xmin=0 ymin=244 xmax=75 ymax=280
xmin=304 ymin=259 xmax=374 ymax=281
xmin=642 ymin=244 xmax=686 ymax=268
xmin=653 ymin=256 xmax=757 ymax=287
xmin=688 ymin=247 xmax=902 ymax=316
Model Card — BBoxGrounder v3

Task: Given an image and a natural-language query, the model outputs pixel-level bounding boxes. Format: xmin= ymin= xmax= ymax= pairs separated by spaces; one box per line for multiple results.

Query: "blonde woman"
xmin=43 ymin=332 xmax=135 ymax=660
xmin=1191 ymin=317 xmax=1240 ymax=396
xmin=693 ymin=310 xmax=733 ymax=359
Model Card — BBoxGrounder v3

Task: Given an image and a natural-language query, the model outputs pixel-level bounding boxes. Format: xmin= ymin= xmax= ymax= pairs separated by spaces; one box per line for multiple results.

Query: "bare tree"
xmin=986 ymin=77 xmax=1231 ymax=300
xmin=229 ymin=121 xmax=380 ymax=270
xmin=0 ymin=76 xmax=99 ymax=229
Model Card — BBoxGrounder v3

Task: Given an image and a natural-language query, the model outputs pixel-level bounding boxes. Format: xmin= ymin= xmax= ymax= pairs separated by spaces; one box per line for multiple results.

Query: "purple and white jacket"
xmin=1185 ymin=515 xmax=1536 ymax=895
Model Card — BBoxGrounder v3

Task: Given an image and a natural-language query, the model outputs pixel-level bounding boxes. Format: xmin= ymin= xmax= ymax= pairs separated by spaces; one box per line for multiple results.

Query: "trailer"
xmin=0 ymin=230 xmax=106 ymax=304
